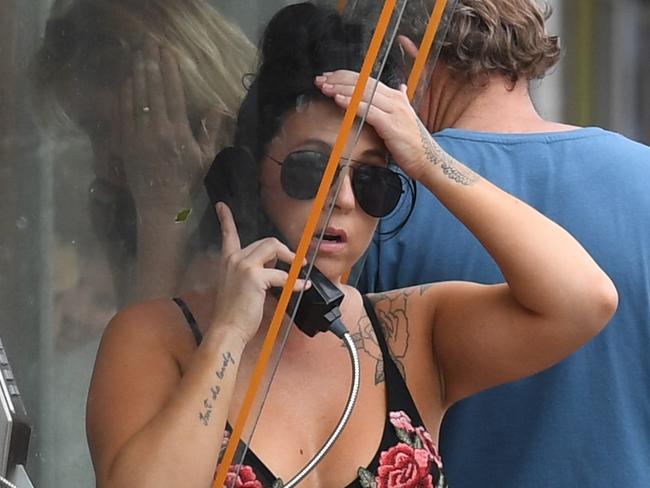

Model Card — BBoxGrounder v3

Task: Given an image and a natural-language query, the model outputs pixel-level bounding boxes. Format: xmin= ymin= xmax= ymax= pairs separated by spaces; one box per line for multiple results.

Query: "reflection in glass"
xmin=31 ymin=0 xmax=256 ymax=306
xmin=6 ymin=0 xmax=261 ymax=485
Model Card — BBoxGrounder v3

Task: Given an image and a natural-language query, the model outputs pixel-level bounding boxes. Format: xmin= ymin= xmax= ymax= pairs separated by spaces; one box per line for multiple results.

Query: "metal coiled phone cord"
xmin=0 ymin=476 xmax=17 ymax=488
xmin=282 ymin=326 xmax=360 ymax=488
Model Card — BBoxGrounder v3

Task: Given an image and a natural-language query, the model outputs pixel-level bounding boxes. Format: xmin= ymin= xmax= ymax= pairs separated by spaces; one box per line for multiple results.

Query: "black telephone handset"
xmin=273 ymin=263 xmax=344 ymax=337
xmin=204 ymin=148 xmax=345 ymax=338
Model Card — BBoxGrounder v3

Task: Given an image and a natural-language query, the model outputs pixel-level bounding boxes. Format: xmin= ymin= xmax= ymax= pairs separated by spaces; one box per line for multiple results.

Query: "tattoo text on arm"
xmin=199 ymin=351 xmax=236 ymax=426
xmin=419 ymin=124 xmax=480 ymax=186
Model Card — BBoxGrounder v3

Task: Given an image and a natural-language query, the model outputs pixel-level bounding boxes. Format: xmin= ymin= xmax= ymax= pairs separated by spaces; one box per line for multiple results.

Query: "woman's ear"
xmin=397 ymin=35 xmax=419 ymax=62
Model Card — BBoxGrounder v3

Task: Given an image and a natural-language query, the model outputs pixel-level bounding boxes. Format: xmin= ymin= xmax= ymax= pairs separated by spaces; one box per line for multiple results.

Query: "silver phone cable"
xmin=281 ymin=326 xmax=360 ymax=488
xmin=0 ymin=476 xmax=17 ymax=488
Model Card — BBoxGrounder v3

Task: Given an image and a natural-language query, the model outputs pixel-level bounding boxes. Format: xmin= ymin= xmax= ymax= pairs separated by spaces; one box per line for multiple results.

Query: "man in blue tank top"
xmin=347 ymin=0 xmax=650 ymax=486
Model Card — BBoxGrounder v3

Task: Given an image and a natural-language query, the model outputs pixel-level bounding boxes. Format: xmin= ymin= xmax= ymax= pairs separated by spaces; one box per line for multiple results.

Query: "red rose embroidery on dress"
xmin=389 ymin=411 xmax=415 ymax=433
xmin=376 ymin=443 xmax=433 ymax=488
xmin=224 ymin=465 xmax=263 ymax=488
xmin=415 ymin=426 xmax=443 ymax=469
xmin=219 ymin=430 xmax=231 ymax=458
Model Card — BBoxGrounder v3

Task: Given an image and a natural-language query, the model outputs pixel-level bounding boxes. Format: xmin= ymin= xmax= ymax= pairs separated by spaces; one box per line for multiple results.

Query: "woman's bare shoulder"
xmin=87 ymin=297 xmax=200 ymax=477
xmin=100 ymin=296 xmax=198 ymax=361
xmin=365 ymin=282 xmax=445 ymax=316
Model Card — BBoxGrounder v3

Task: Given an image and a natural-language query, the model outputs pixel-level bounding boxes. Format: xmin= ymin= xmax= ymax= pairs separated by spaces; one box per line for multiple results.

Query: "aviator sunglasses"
xmin=267 ymin=150 xmax=404 ymax=218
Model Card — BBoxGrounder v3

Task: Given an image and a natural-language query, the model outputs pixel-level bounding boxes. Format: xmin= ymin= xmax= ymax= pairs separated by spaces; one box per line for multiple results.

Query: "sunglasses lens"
xmin=278 ymin=151 xmax=402 ymax=218
xmin=280 ymin=151 xmax=327 ymax=200
xmin=352 ymin=166 xmax=403 ymax=218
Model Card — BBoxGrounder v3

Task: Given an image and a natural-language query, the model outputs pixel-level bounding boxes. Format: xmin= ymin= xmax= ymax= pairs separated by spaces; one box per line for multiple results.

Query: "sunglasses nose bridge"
xmin=328 ymin=166 xmax=356 ymax=211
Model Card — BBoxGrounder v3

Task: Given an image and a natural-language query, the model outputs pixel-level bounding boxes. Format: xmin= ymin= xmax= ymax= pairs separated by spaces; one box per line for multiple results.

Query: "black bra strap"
xmin=172 ymin=297 xmax=203 ymax=346
xmin=362 ymin=295 xmax=393 ymax=360
xmin=362 ymin=295 xmax=425 ymax=416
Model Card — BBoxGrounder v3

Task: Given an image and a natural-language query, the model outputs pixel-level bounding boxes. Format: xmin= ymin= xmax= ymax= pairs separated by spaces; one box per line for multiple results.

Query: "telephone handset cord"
xmin=280 ymin=319 xmax=360 ymax=488
xmin=0 ymin=475 xmax=18 ymax=488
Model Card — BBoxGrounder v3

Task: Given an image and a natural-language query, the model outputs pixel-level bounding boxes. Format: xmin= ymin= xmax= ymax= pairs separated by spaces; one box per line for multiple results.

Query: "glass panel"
xmin=1 ymin=1 xmax=649 ymax=487
xmin=2 ymin=1 xmax=295 ymax=486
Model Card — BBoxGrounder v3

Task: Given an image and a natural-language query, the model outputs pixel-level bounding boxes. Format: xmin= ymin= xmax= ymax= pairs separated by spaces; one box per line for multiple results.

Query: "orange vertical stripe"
xmin=343 ymin=0 xmax=451 ymax=284
xmin=211 ymin=2 xmax=399 ymax=486
xmin=341 ymin=269 xmax=352 ymax=283
xmin=406 ymin=0 xmax=449 ymax=101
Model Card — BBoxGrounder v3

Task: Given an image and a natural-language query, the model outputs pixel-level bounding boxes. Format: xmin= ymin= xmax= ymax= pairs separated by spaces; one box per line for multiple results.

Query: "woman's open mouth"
xmin=310 ymin=226 xmax=348 ymax=254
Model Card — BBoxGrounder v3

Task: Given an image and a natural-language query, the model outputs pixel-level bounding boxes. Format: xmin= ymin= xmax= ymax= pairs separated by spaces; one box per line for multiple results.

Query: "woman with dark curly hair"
xmin=86 ymin=3 xmax=616 ymax=487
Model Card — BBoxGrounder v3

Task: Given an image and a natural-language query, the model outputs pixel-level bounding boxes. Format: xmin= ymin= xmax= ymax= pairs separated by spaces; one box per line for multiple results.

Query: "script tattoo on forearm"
xmin=367 ymin=291 xmax=413 ymax=381
xmin=199 ymin=351 xmax=236 ymax=426
xmin=419 ymin=123 xmax=480 ymax=186
xmin=349 ymin=314 xmax=386 ymax=385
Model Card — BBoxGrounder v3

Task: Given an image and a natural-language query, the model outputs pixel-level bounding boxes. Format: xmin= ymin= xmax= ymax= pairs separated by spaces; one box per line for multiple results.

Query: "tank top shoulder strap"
xmin=361 ymin=295 xmax=394 ymax=364
xmin=172 ymin=297 xmax=203 ymax=346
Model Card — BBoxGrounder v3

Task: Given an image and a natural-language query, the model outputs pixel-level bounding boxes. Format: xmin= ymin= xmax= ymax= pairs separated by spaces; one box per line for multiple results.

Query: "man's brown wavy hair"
xmin=346 ymin=0 xmax=561 ymax=86
xmin=442 ymin=0 xmax=561 ymax=85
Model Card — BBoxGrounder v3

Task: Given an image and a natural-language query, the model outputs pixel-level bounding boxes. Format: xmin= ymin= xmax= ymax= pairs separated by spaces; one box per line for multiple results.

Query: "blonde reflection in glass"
xmin=31 ymin=0 xmax=255 ymax=305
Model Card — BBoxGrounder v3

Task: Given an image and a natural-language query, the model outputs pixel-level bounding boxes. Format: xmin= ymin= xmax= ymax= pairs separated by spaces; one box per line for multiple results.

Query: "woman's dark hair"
xmin=235 ymin=2 xmax=404 ymax=161
xmin=210 ymin=2 xmax=407 ymax=246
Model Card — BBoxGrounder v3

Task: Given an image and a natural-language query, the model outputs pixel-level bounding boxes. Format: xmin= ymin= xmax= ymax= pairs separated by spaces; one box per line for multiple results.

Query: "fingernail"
xmin=322 ymin=83 xmax=334 ymax=90
xmin=322 ymin=71 xmax=333 ymax=76
xmin=315 ymin=75 xmax=327 ymax=83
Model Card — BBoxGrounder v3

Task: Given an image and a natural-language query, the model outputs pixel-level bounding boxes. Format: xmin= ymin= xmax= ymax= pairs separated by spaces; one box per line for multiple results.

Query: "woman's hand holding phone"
xmin=209 ymin=203 xmax=310 ymax=344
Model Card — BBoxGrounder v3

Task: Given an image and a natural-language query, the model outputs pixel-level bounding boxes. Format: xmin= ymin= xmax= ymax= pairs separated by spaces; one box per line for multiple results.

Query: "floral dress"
xmin=173 ymin=296 xmax=447 ymax=488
